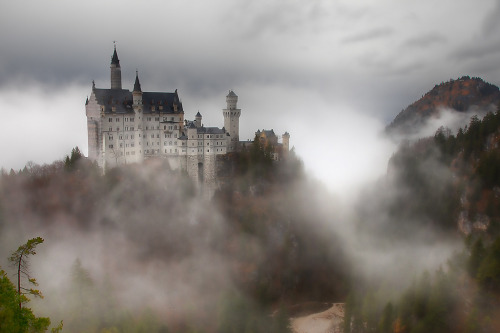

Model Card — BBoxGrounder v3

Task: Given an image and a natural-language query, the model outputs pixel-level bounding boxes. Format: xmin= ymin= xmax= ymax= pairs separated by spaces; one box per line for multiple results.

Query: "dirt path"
xmin=290 ymin=303 xmax=344 ymax=333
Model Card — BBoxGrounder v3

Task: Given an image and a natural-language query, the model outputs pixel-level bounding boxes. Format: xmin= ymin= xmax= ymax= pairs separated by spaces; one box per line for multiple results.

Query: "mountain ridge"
xmin=387 ymin=76 xmax=500 ymax=136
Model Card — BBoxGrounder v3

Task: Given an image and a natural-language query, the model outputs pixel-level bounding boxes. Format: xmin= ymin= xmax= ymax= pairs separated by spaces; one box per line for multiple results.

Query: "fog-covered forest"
xmin=3 ymin=109 xmax=500 ymax=332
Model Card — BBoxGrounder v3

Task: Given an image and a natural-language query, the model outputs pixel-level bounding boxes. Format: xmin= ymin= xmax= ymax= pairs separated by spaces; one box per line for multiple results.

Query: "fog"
xmin=2 ymin=0 xmax=499 ymax=330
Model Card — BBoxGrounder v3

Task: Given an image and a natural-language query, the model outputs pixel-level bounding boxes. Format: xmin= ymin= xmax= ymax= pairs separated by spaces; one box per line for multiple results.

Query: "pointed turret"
xmin=110 ymin=45 xmax=122 ymax=89
xmin=111 ymin=47 xmax=120 ymax=65
xmin=195 ymin=111 xmax=202 ymax=128
xmin=133 ymin=70 xmax=143 ymax=107
xmin=133 ymin=70 xmax=142 ymax=92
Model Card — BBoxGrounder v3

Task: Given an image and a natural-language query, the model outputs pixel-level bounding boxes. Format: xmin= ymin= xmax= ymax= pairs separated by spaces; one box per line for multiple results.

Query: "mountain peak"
xmin=387 ymin=76 xmax=500 ymax=137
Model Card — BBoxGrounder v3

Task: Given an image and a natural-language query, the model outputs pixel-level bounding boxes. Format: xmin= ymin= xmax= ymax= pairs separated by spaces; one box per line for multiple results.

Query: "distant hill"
xmin=387 ymin=76 xmax=500 ymax=137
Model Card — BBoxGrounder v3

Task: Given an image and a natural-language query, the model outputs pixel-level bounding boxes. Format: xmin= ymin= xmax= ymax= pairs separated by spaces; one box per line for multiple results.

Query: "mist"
xmin=0 ymin=97 xmax=467 ymax=331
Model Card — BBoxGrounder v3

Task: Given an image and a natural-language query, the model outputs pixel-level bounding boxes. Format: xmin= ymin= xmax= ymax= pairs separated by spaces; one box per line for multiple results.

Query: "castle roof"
xmin=258 ymin=129 xmax=276 ymax=138
xmin=197 ymin=127 xmax=225 ymax=134
xmin=195 ymin=111 xmax=202 ymax=117
xmin=92 ymin=88 xmax=183 ymax=114
xmin=227 ymin=90 xmax=237 ymax=97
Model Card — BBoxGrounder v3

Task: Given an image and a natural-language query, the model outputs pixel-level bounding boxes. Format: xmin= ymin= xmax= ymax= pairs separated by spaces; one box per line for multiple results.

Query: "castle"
xmin=85 ymin=47 xmax=290 ymax=190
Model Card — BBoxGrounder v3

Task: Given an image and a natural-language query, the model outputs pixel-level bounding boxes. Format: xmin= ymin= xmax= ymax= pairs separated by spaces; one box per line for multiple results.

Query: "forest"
xmin=2 ymin=109 xmax=500 ymax=332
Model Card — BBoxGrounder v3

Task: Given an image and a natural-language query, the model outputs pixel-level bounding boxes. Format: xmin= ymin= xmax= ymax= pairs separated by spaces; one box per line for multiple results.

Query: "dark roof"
xmin=227 ymin=90 xmax=237 ymax=97
xmin=133 ymin=72 xmax=142 ymax=92
xmin=197 ymin=127 xmax=225 ymax=134
xmin=111 ymin=47 xmax=120 ymax=66
xmin=257 ymin=129 xmax=276 ymax=138
xmin=195 ymin=111 xmax=202 ymax=117
xmin=92 ymin=88 xmax=183 ymax=114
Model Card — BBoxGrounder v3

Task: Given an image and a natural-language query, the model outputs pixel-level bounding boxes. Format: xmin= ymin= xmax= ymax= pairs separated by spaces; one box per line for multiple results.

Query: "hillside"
xmin=387 ymin=76 xmax=500 ymax=137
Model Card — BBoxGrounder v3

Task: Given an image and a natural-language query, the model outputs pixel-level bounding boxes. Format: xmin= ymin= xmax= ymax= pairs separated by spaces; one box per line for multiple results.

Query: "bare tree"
xmin=8 ymin=237 xmax=44 ymax=309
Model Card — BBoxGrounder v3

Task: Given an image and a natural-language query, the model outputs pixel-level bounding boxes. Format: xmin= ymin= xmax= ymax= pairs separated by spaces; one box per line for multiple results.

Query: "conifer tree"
xmin=8 ymin=237 xmax=44 ymax=309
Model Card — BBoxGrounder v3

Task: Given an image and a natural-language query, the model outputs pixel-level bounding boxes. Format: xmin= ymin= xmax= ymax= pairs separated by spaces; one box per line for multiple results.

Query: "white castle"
xmin=85 ymin=47 xmax=289 ymax=189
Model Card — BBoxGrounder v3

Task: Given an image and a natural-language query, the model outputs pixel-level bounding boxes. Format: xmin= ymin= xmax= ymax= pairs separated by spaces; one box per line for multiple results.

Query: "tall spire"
xmin=111 ymin=42 xmax=120 ymax=66
xmin=110 ymin=43 xmax=122 ymax=90
xmin=133 ymin=70 xmax=142 ymax=92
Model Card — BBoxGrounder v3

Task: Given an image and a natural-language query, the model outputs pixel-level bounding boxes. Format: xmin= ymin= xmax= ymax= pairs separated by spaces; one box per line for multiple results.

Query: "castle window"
xmin=151 ymin=134 xmax=154 ymax=138
xmin=109 ymin=127 xmax=112 ymax=131
xmin=131 ymin=143 xmax=135 ymax=147
xmin=109 ymin=144 xmax=113 ymax=148
xmin=157 ymin=134 xmax=159 ymax=138
xmin=147 ymin=117 xmax=151 ymax=121
xmin=164 ymin=125 xmax=167 ymax=130
xmin=130 ymin=117 xmax=134 ymax=122
xmin=119 ymin=143 xmax=123 ymax=148
xmin=109 ymin=118 xmax=112 ymax=122
xmin=155 ymin=117 xmax=160 ymax=121
xmin=131 ymin=135 xmax=134 ymax=139
xmin=117 ymin=127 xmax=120 ymax=131
xmin=116 ymin=118 xmax=119 ymax=122
xmin=130 ymin=127 xmax=134 ymax=131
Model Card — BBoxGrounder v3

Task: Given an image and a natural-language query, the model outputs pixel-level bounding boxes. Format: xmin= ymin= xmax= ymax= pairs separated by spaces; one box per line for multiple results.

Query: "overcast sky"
xmin=1 ymin=0 xmax=500 ymax=194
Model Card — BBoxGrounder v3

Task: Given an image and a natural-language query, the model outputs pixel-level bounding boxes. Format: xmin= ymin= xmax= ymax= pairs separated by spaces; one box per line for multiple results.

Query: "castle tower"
xmin=110 ymin=46 xmax=122 ymax=90
xmin=223 ymin=90 xmax=241 ymax=152
xmin=132 ymin=70 xmax=142 ymax=106
xmin=195 ymin=111 xmax=202 ymax=128
xmin=282 ymin=132 xmax=290 ymax=158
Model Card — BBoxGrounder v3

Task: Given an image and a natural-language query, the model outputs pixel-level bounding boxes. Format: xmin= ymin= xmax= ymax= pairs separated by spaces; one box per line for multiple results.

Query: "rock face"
xmin=387 ymin=77 xmax=500 ymax=137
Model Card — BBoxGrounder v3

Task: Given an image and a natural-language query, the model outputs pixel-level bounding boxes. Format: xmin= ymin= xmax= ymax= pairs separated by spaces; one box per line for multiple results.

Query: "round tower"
xmin=223 ymin=90 xmax=241 ymax=152
xmin=282 ymin=132 xmax=290 ymax=158
xmin=110 ymin=45 xmax=122 ymax=90
xmin=195 ymin=111 xmax=202 ymax=128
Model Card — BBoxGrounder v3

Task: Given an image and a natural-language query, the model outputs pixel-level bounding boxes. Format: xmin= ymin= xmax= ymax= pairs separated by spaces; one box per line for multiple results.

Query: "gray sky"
xmin=1 ymin=0 xmax=499 ymax=194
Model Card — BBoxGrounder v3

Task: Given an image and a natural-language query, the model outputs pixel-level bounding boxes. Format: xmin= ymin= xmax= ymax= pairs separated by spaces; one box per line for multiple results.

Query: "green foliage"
xmin=387 ymin=142 xmax=460 ymax=230
xmin=477 ymin=237 xmax=500 ymax=291
xmin=476 ymin=151 xmax=500 ymax=189
xmin=468 ymin=237 xmax=486 ymax=277
xmin=8 ymin=237 xmax=45 ymax=308
xmin=217 ymin=290 xmax=290 ymax=333
xmin=64 ymin=146 xmax=83 ymax=171
xmin=0 ymin=268 xmax=53 ymax=333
